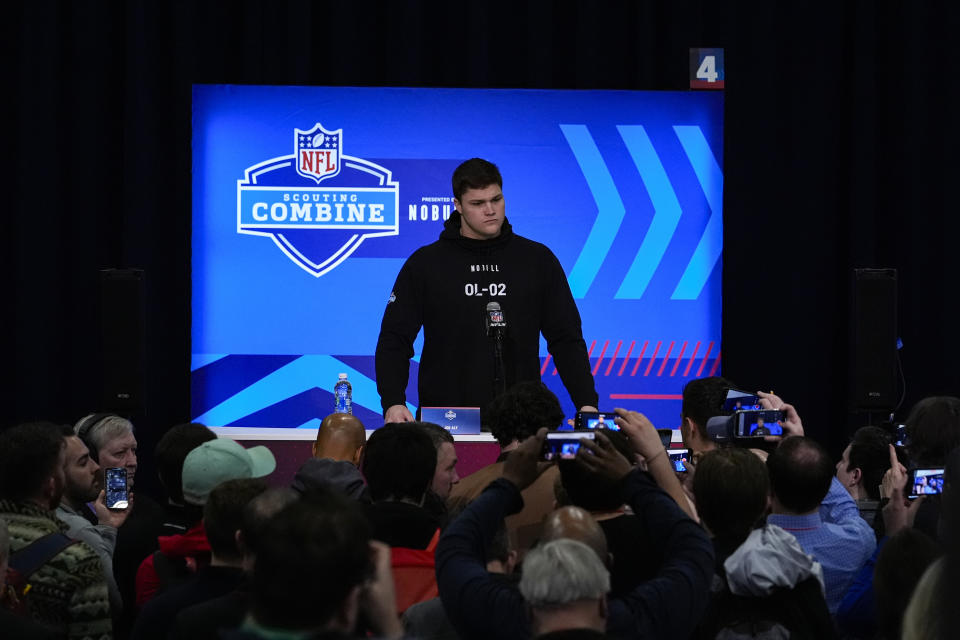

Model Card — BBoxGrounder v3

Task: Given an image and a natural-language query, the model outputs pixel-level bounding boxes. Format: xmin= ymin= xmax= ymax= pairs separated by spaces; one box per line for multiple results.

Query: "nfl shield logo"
xmin=295 ymin=123 xmax=343 ymax=183
xmin=491 ymin=310 xmax=503 ymax=323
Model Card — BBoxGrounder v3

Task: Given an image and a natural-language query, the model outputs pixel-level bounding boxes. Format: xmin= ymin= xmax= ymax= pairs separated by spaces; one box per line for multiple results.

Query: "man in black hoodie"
xmin=375 ymin=157 xmax=598 ymax=423
xmin=291 ymin=413 xmax=369 ymax=502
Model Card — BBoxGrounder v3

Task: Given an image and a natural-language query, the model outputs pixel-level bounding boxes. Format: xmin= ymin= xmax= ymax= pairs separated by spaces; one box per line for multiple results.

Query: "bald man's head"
xmin=312 ymin=414 xmax=366 ymax=465
xmin=540 ymin=506 xmax=608 ymax=564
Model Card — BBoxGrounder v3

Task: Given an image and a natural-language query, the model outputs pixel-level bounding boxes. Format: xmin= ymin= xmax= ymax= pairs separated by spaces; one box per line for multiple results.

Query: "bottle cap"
xmin=338 ymin=373 xmax=348 ymax=380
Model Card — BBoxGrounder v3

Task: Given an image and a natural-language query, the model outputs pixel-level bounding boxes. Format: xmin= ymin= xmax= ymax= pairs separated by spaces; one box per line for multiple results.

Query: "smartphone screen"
xmin=668 ymin=448 xmax=689 ymax=472
xmin=723 ymin=389 xmax=762 ymax=412
xmin=894 ymin=424 xmax=909 ymax=447
xmin=736 ymin=409 xmax=784 ymax=437
xmin=541 ymin=431 xmax=596 ymax=461
xmin=575 ymin=411 xmax=620 ymax=431
xmin=909 ymin=468 xmax=945 ymax=498
xmin=105 ymin=467 xmax=129 ymax=510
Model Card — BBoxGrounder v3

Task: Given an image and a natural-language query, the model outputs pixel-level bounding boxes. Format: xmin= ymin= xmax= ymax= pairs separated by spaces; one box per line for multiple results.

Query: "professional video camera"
xmin=705 ymin=389 xmax=784 ymax=444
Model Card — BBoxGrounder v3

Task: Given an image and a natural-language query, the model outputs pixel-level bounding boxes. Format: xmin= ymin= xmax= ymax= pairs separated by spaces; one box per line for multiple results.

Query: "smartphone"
xmin=894 ymin=424 xmax=909 ymax=447
xmin=574 ymin=411 xmax=620 ymax=431
xmin=668 ymin=448 xmax=689 ymax=472
xmin=105 ymin=467 xmax=129 ymax=510
xmin=723 ymin=389 xmax=762 ymax=412
xmin=541 ymin=431 xmax=596 ymax=461
xmin=735 ymin=409 xmax=784 ymax=437
xmin=908 ymin=468 xmax=945 ymax=498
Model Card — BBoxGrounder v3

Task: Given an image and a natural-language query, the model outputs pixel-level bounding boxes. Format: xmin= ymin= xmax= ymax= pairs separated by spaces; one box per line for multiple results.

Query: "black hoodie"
xmin=375 ymin=211 xmax=597 ymax=414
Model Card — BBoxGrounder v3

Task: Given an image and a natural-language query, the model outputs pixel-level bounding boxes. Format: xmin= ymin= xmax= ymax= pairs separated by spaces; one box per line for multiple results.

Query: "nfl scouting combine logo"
xmin=237 ymin=123 xmax=400 ymax=277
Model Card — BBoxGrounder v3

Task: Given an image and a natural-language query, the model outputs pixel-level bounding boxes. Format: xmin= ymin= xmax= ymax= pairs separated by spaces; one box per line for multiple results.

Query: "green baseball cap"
xmin=182 ymin=437 xmax=277 ymax=505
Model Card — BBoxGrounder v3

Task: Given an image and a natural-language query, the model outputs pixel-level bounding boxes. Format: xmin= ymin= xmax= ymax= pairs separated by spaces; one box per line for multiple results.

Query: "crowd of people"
xmin=1 ymin=380 xmax=958 ymax=639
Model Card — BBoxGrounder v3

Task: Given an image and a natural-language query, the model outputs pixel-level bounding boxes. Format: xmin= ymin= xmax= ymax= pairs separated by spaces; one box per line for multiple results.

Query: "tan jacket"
xmin=450 ymin=461 xmax=559 ymax=551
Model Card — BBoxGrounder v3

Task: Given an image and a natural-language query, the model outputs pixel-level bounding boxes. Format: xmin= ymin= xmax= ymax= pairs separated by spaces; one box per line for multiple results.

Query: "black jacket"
xmin=375 ymin=211 xmax=597 ymax=413
xmin=435 ymin=472 xmax=715 ymax=640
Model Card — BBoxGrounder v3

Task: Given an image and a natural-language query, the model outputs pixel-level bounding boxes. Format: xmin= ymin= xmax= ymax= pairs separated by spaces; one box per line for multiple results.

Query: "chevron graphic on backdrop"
xmin=562 ymin=124 xmax=723 ymax=300
xmin=192 ymin=354 xmax=415 ymax=427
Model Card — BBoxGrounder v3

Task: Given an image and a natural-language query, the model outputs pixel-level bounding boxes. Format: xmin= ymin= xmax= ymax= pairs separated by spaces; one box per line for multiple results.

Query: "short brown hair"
xmin=452 ymin=158 xmax=502 ymax=200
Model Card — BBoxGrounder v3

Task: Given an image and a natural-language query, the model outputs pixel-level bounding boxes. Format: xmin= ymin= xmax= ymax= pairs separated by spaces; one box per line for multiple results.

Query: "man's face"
xmin=455 ymin=184 xmax=505 ymax=241
xmin=431 ymin=442 xmax=460 ymax=500
xmin=63 ymin=435 xmax=101 ymax=504
xmin=48 ymin=446 xmax=67 ymax=510
xmin=98 ymin=432 xmax=138 ymax=489
xmin=835 ymin=444 xmax=858 ymax=496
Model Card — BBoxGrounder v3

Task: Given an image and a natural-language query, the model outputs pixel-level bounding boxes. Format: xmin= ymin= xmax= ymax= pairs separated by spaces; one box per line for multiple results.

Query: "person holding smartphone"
xmin=57 ymin=425 xmax=132 ymax=617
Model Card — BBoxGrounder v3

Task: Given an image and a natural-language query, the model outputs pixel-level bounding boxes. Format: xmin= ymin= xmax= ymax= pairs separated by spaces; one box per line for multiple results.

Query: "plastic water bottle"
xmin=334 ymin=373 xmax=352 ymax=414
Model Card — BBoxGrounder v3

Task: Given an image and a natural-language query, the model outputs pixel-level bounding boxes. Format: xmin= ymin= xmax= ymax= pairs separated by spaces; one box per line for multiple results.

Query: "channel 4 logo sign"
xmin=236 ymin=123 xmax=400 ymax=277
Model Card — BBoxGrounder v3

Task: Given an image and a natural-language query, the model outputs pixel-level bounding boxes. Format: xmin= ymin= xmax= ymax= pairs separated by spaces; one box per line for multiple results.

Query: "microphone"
xmin=485 ymin=301 xmax=506 ymax=338
xmin=486 ymin=301 xmax=507 ymax=397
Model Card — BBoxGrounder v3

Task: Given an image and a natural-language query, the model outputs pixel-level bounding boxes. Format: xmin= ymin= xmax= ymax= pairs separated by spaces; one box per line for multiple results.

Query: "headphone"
xmin=75 ymin=412 xmax=119 ymax=463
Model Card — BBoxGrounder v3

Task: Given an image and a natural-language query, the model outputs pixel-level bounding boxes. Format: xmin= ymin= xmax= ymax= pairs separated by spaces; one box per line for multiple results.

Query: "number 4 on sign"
xmin=696 ymin=56 xmax=718 ymax=82
xmin=689 ymin=48 xmax=724 ymax=89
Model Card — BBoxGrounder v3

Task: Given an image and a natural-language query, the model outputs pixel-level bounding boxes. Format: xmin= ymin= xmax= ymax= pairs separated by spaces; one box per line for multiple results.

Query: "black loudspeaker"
xmin=850 ymin=268 xmax=898 ymax=411
xmin=100 ymin=269 xmax=146 ymax=413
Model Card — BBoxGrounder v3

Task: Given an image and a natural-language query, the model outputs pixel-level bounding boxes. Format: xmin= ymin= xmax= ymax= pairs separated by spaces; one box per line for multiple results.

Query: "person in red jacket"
xmin=134 ymin=438 xmax=274 ymax=607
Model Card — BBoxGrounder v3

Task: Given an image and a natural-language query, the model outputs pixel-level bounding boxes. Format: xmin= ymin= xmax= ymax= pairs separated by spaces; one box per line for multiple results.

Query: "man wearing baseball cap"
xmin=134 ymin=438 xmax=275 ymax=606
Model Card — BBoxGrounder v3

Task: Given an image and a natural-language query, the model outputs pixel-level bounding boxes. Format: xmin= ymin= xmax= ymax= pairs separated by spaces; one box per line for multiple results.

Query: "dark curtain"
xmin=8 ymin=1 xmax=960 ymax=488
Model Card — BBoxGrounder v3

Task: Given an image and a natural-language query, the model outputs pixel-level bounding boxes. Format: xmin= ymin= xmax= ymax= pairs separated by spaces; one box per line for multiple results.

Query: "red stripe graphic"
xmin=592 ymin=340 xmax=610 ymax=376
xmin=683 ymin=342 xmax=701 ymax=377
xmin=696 ymin=341 xmax=714 ymax=377
xmin=540 ymin=353 xmax=552 ymax=376
xmin=604 ymin=341 xmax=622 ymax=377
xmin=610 ymin=394 xmax=683 ymax=400
xmin=618 ymin=341 xmax=635 ymax=376
xmin=656 ymin=341 xmax=675 ymax=376
xmin=709 ymin=351 xmax=722 ymax=376
xmin=644 ymin=341 xmax=662 ymax=376
xmin=630 ymin=341 xmax=648 ymax=376
xmin=669 ymin=341 xmax=688 ymax=376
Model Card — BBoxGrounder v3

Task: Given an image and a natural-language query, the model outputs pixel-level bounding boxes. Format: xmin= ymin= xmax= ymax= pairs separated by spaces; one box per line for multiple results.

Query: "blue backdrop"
xmin=191 ymin=86 xmax=723 ymax=434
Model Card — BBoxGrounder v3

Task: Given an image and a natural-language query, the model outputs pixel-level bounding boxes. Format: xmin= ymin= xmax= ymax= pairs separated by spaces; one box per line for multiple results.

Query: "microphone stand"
xmin=492 ymin=329 xmax=506 ymax=398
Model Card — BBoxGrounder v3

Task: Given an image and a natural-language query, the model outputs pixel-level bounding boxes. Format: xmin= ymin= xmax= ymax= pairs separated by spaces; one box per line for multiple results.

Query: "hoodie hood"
xmin=440 ymin=210 xmax=514 ymax=251
xmin=292 ymin=458 xmax=370 ymax=502
xmin=723 ymin=524 xmax=824 ymax=597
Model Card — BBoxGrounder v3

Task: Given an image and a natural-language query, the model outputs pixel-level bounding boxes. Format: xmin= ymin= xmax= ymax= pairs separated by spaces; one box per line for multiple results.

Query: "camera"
xmin=706 ymin=409 xmax=784 ymax=442
xmin=105 ymin=467 xmax=129 ymax=510
xmin=908 ymin=467 xmax=945 ymax=498
xmin=722 ymin=389 xmax=762 ymax=412
xmin=704 ymin=388 xmax=784 ymax=443
xmin=574 ymin=411 xmax=620 ymax=431
xmin=668 ymin=448 xmax=689 ymax=472
xmin=541 ymin=431 xmax=596 ymax=461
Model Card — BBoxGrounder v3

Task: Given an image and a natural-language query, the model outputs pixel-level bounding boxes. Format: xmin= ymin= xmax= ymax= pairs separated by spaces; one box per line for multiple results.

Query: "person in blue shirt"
xmin=766 ymin=436 xmax=877 ymax=614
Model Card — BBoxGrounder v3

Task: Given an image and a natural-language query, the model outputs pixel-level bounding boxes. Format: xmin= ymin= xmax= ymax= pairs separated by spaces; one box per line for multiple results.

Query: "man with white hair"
xmin=519 ymin=539 xmax=611 ymax=639
xmin=436 ymin=425 xmax=713 ymax=640
xmin=74 ymin=412 xmax=165 ymax=629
